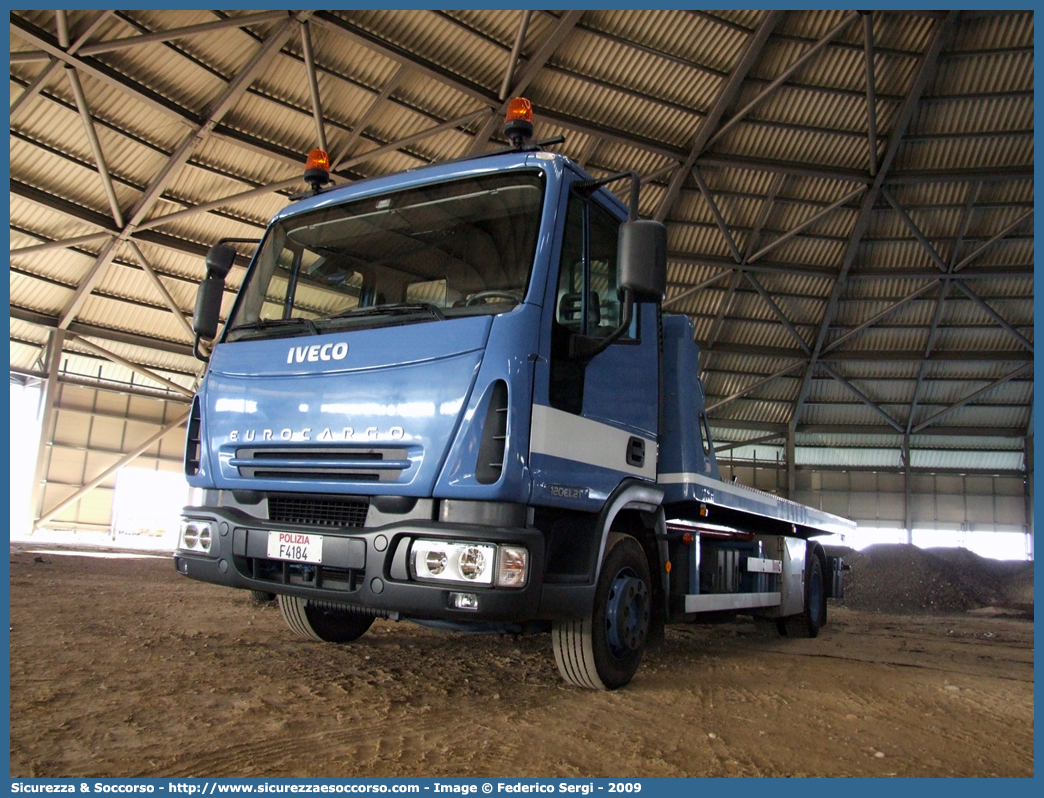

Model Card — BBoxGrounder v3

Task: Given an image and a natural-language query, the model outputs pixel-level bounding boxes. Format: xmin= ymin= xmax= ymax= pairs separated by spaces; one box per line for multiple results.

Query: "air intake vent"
xmin=184 ymin=396 xmax=202 ymax=476
xmin=268 ymin=495 xmax=370 ymax=528
xmin=476 ymin=381 xmax=508 ymax=484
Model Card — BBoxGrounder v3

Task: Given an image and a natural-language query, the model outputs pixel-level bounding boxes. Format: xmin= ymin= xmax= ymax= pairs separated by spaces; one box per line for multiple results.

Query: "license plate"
xmin=267 ymin=531 xmax=323 ymax=564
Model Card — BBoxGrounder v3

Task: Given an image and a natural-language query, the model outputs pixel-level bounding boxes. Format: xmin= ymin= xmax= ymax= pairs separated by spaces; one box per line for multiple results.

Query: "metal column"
xmin=903 ymin=433 xmax=912 ymax=545
xmin=29 ymin=330 xmax=65 ymax=530
xmin=1025 ymin=433 xmax=1034 ymax=557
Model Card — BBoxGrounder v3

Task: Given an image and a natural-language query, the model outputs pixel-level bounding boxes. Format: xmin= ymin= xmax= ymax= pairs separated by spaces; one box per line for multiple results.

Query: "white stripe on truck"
xmin=529 ymin=404 xmax=657 ymax=479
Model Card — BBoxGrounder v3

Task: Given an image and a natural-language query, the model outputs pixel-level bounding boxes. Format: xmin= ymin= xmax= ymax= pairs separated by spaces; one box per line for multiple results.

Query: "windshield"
xmin=226 ymin=171 xmax=545 ymax=341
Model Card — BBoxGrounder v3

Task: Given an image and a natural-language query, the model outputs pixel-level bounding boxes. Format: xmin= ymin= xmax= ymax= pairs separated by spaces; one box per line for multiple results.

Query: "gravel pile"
xmin=825 ymin=543 xmax=1034 ymax=615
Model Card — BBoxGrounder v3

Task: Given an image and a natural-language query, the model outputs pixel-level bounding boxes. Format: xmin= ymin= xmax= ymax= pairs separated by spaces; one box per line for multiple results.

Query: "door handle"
xmin=626 ymin=436 xmax=645 ymax=468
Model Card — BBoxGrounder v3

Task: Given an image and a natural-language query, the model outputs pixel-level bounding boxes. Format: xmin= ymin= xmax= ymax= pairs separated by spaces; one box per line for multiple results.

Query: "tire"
xmin=250 ymin=590 xmax=276 ymax=603
xmin=782 ymin=552 xmax=825 ymax=638
xmin=552 ymin=533 xmax=652 ymax=690
xmin=278 ymin=595 xmax=374 ymax=643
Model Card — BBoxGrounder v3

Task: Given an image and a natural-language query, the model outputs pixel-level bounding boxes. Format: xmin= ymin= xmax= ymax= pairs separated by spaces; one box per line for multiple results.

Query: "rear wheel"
xmin=250 ymin=590 xmax=276 ymax=603
xmin=552 ymin=533 xmax=652 ymax=690
xmin=781 ymin=553 xmax=825 ymax=638
xmin=278 ymin=595 xmax=374 ymax=643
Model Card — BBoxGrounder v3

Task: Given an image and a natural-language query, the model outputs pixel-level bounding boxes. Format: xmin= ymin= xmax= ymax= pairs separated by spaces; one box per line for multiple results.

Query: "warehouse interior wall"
xmin=25 ymin=381 xmax=188 ymax=534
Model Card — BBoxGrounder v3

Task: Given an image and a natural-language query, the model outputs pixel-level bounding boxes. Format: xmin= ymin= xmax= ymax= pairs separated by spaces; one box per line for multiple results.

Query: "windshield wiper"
xmin=229 ymin=317 xmax=319 ymax=339
xmin=322 ymin=302 xmax=445 ymax=323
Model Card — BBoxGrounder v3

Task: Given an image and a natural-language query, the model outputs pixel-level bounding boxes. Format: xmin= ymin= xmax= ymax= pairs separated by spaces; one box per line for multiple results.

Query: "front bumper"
xmin=174 ymin=507 xmax=545 ymax=623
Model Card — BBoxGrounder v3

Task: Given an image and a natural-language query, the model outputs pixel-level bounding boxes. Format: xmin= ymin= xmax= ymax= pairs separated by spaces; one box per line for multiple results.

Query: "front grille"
xmin=268 ymin=495 xmax=370 ymax=528
xmin=231 ymin=446 xmax=411 ymax=482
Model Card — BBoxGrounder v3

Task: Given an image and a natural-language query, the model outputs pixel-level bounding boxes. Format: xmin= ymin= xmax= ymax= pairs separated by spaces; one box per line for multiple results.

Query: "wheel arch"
xmin=594 ymin=479 xmax=665 ymax=576
xmin=595 ymin=479 xmax=667 ymax=637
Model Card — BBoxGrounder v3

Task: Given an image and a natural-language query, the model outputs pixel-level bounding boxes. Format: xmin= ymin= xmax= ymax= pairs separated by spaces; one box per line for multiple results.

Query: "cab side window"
xmin=555 ymin=193 xmax=587 ymax=331
xmin=554 ymin=194 xmax=632 ymax=338
xmin=550 ymin=188 xmax=635 ymax=413
xmin=587 ymin=201 xmax=624 ymax=336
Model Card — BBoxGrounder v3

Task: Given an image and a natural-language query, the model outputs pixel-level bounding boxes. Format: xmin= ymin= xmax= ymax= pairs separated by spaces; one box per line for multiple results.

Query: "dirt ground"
xmin=9 ymin=546 xmax=1034 ymax=778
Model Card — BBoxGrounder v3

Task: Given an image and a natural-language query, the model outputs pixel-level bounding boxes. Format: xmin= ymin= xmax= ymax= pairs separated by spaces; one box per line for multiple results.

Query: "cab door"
xmin=529 ymin=175 xmax=659 ymax=510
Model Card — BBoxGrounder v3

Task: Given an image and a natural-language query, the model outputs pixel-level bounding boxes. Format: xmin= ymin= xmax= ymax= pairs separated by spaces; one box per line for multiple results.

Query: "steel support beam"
xmin=10 ymin=232 xmax=114 ymax=256
xmin=701 ymin=272 xmax=744 ymax=359
xmin=903 ymin=433 xmax=912 ymax=542
xmin=467 ymin=10 xmax=583 ymax=155
xmin=952 ymin=209 xmax=1034 ymax=272
xmin=786 ymin=425 xmax=796 ymax=498
xmin=499 ymin=11 xmax=532 ymax=100
xmin=35 ymin=410 xmax=191 ymax=529
xmin=66 ymin=335 xmax=195 ymax=398
xmin=134 ymin=178 xmax=301 ymax=232
xmin=136 ymin=105 xmax=484 ymax=235
xmin=78 ymin=10 xmax=291 ymax=57
xmin=849 ymin=266 xmax=1031 ymax=280
xmin=744 ymin=273 xmax=811 ymax=354
xmin=661 ymin=271 xmax=733 ymax=311
xmin=821 ymin=281 xmax=939 ymax=355
xmin=883 ymin=187 xmax=1033 ymax=353
xmin=887 ymin=165 xmax=1035 ymax=184
xmin=705 ymin=11 xmax=860 ymax=149
xmin=55 ymin=15 xmax=304 ymax=330
xmin=862 ymin=12 xmax=879 ymax=176
xmin=330 ymin=65 xmax=409 ymax=170
xmin=746 ymin=187 xmax=865 ymax=263
xmin=706 ymin=363 xmax=804 ymax=414
xmin=10 ymin=11 xmax=113 ymax=121
xmin=952 ymin=281 xmax=1034 ymax=353
xmin=1025 ymin=433 xmax=1034 ymax=541
xmin=29 ymin=330 xmax=65 ymax=530
xmin=819 ymin=363 xmax=904 ymax=432
xmin=64 ymin=65 xmax=125 ymax=228
xmin=654 ymin=10 xmax=782 ymax=222
xmin=713 ymin=432 xmax=785 ymax=455
xmin=700 ymin=173 xmax=785 ymax=370
xmin=11 ymin=16 xmax=200 ymax=126
xmin=11 ymin=50 xmax=50 ymax=63
xmin=126 ymin=241 xmax=196 ymax=342
xmin=911 ymin=364 xmax=1033 ymax=434
xmin=11 ymin=306 xmax=195 ymax=358
xmin=789 ymin=12 xmax=958 ymax=434
xmin=336 ymin=110 xmax=487 ymax=176
xmin=692 ymin=166 xmax=744 ymax=263
xmin=698 ymin=154 xmax=872 ymax=185
xmin=300 ymin=20 xmax=327 ymax=152
xmin=313 ymin=11 xmax=940 ymax=186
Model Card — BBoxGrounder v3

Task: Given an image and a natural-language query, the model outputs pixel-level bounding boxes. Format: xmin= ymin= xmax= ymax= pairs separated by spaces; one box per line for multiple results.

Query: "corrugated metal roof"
xmin=9 ymin=8 xmax=1033 ymax=480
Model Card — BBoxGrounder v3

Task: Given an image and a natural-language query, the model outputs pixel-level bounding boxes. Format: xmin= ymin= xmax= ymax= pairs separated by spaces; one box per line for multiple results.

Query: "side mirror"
xmin=193 ymin=276 xmax=224 ymax=340
xmin=618 ymin=220 xmax=667 ymax=303
xmin=205 ymin=243 xmax=236 ymax=280
xmin=192 ymin=243 xmax=236 ymax=350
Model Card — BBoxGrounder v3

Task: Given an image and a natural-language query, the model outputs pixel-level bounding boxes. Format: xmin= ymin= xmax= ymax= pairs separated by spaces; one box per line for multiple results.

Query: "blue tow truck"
xmin=176 ymin=100 xmax=854 ymax=689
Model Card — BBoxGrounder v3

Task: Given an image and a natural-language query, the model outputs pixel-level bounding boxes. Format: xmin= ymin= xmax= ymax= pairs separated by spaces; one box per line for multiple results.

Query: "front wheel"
xmin=278 ymin=595 xmax=374 ymax=643
xmin=552 ymin=533 xmax=652 ymax=690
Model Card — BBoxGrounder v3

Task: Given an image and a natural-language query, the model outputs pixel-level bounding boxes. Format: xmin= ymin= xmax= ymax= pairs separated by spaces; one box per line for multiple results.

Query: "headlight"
xmin=409 ymin=540 xmax=528 ymax=588
xmin=180 ymin=520 xmax=214 ymax=553
xmin=410 ymin=540 xmax=496 ymax=585
xmin=458 ymin=546 xmax=487 ymax=580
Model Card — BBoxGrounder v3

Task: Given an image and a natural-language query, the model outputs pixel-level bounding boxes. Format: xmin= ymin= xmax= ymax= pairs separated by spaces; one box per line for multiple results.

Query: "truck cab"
xmin=177 ymin=115 xmax=852 ymax=690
